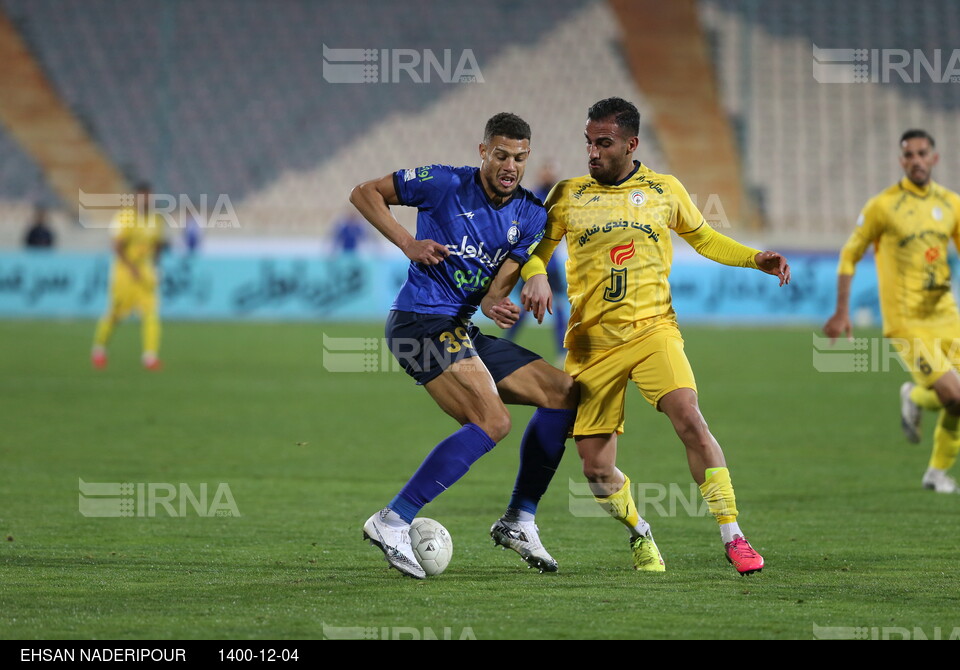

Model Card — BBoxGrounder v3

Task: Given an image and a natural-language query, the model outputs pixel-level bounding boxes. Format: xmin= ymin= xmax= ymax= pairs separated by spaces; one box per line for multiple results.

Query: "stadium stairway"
xmin=609 ymin=0 xmax=760 ymax=231
xmin=0 ymin=7 xmax=128 ymax=225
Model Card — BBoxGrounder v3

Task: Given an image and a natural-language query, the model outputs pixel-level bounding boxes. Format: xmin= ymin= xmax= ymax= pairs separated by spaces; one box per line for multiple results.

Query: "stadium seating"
xmin=4 ymin=0 xmax=655 ymax=239
xmin=699 ymin=0 xmax=960 ymax=246
xmin=4 ymin=0 xmax=959 ymax=247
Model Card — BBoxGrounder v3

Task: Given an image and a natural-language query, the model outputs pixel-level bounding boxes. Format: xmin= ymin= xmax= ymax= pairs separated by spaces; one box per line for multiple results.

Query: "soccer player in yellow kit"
xmin=825 ymin=130 xmax=960 ymax=494
xmin=91 ymin=183 xmax=165 ymax=370
xmin=521 ymin=98 xmax=790 ymax=574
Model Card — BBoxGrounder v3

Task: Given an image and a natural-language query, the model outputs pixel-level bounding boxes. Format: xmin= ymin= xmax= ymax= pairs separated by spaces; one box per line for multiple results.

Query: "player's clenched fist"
xmin=482 ymin=296 xmax=521 ymax=329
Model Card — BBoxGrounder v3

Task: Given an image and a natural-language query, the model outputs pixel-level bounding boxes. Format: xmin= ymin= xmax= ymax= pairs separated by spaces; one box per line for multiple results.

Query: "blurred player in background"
xmin=330 ymin=212 xmax=367 ymax=255
xmin=825 ymin=129 xmax=960 ymax=494
xmin=351 ymin=113 xmax=578 ymax=579
xmin=183 ymin=213 xmax=202 ymax=255
xmin=521 ymin=98 xmax=790 ymax=574
xmin=91 ymin=182 xmax=166 ymax=370
xmin=506 ymin=160 xmax=567 ymax=361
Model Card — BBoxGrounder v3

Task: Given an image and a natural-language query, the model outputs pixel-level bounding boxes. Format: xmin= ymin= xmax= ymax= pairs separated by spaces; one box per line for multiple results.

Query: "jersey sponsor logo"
xmin=899 ymin=229 xmax=948 ymax=248
xmin=445 ymin=235 xmax=509 ymax=268
xmin=932 ymin=206 xmax=943 ymax=221
xmin=603 ymin=268 xmax=628 ymax=302
xmin=920 ymin=243 xmax=950 ymax=292
xmin=403 ymin=168 xmax=417 ymax=182
xmin=630 ymin=190 xmax=646 ymax=206
xmin=578 ymin=219 xmax=660 ymax=247
xmin=453 ymin=268 xmax=491 ymax=292
xmin=610 ymin=241 xmax=636 ymax=265
xmin=507 ymin=225 xmax=520 ymax=244
xmin=572 ymin=183 xmax=590 ymax=200
xmin=456 ymin=211 xmax=475 ymax=219
xmin=637 ymin=174 xmax=663 ymax=194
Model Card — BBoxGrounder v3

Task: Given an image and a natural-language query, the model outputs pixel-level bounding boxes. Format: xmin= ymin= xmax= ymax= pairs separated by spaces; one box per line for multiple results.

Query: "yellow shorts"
xmin=889 ymin=324 xmax=960 ymax=387
xmin=108 ymin=266 xmax=158 ymax=319
xmin=565 ymin=318 xmax=697 ymax=436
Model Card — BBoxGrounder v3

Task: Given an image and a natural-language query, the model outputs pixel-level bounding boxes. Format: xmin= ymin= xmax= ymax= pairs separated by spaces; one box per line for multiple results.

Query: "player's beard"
xmin=908 ymin=166 xmax=930 ymax=187
xmin=589 ymin=158 xmax=628 ymax=185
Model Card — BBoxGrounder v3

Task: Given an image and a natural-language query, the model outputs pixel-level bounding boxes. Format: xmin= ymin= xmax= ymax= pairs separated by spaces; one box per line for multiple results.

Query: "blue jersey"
xmin=391 ymin=164 xmax=546 ymax=319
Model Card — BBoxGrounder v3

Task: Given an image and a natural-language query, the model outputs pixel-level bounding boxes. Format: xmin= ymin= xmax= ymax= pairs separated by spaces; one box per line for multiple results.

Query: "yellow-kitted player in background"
xmin=92 ymin=182 xmax=166 ymax=371
xmin=520 ymin=98 xmax=790 ymax=575
xmin=825 ymin=130 xmax=960 ymax=494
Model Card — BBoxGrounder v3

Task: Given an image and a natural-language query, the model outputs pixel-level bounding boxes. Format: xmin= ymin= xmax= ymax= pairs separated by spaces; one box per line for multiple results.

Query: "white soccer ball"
xmin=409 ymin=518 xmax=453 ymax=576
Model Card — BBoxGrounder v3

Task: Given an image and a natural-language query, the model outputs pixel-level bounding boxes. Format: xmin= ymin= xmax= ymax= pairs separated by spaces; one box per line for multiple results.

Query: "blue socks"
xmin=388 ymin=408 xmax=574 ymax=523
xmin=390 ymin=423 xmax=496 ymax=523
xmin=508 ymin=408 xmax=575 ymax=515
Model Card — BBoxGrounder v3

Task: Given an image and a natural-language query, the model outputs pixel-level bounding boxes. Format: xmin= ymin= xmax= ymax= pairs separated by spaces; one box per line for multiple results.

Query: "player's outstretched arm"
xmin=823 ymin=273 xmax=854 ymax=342
xmin=754 ymin=251 xmax=791 ymax=287
xmin=683 ymin=226 xmax=790 ymax=288
xmin=824 ymin=214 xmax=875 ymax=343
xmin=481 ymin=258 xmax=522 ymax=329
xmin=349 ymin=174 xmax=449 ymax=265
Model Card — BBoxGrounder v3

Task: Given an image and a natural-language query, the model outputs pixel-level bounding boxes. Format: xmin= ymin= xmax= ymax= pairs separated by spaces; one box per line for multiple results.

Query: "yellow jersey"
xmin=525 ymin=162 xmax=759 ymax=351
xmin=839 ymin=178 xmax=960 ymax=335
xmin=112 ymin=207 xmax=165 ymax=271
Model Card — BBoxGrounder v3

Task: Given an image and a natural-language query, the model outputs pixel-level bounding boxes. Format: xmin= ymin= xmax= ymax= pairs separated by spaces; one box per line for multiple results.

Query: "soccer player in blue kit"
xmin=350 ymin=113 xmax=578 ymax=579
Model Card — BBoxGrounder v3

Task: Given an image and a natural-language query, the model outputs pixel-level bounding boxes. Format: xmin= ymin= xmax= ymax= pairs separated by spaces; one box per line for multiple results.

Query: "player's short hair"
xmin=588 ymin=97 xmax=640 ymax=137
xmin=134 ymin=181 xmax=152 ymax=193
xmin=900 ymin=129 xmax=935 ymax=148
xmin=483 ymin=113 xmax=531 ymax=144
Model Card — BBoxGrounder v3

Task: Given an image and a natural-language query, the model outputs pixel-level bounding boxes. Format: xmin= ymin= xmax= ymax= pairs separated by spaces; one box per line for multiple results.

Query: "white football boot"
xmin=362 ymin=509 xmax=426 ymax=579
xmin=490 ymin=517 xmax=559 ymax=573
xmin=921 ymin=468 xmax=960 ymax=494
xmin=899 ymin=382 xmax=922 ymax=444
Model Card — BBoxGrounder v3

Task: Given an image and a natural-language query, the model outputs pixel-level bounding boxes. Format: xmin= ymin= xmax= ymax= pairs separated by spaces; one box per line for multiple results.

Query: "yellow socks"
xmin=142 ymin=312 xmax=161 ymax=359
xmin=930 ymin=411 xmax=960 ymax=471
xmin=93 ymin=316 xmax=116 ymax=349
xmin=911 ymin=385 xmax=943 ymax=411
xmin=700 ymin=466 xmax=740 ymax=533
xmin=594 ymin=474 xmax=650 ymax=538
xmin=93 ymin=312 xmax=161 ymax=365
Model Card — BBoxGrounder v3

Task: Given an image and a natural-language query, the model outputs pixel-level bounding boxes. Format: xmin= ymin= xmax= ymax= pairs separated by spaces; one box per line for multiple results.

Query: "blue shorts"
xmin=385 ymin=310 xmax=541 ymax=385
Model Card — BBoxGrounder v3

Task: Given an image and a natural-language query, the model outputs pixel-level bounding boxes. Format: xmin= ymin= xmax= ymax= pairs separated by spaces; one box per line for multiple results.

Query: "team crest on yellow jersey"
xmin=630 ymin=190 xmax=645 ymax=206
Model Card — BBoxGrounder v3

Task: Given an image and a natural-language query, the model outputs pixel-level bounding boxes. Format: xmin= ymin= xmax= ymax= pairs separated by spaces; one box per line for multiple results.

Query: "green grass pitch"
xmin=1 ymin=319 xmax=959 ymax=640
